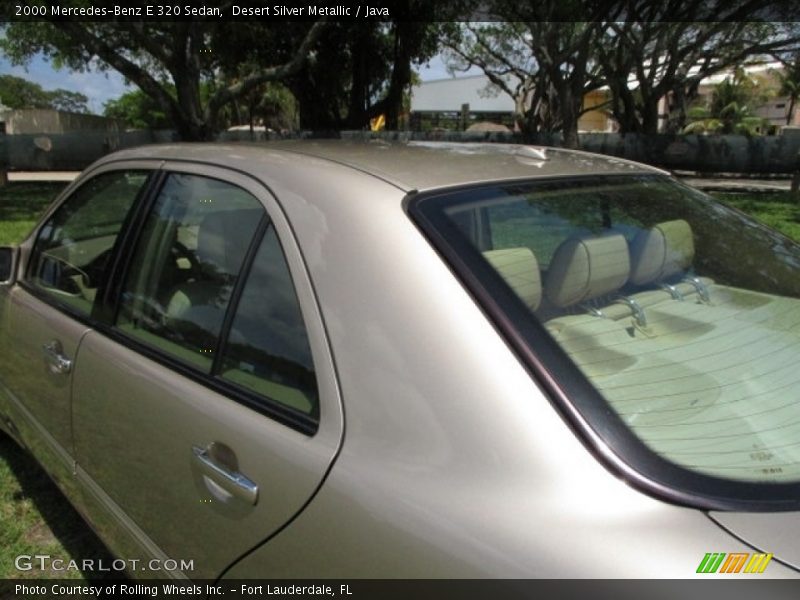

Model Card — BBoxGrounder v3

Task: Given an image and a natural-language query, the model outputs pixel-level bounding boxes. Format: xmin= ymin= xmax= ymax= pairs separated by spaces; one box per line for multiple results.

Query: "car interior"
xmin=446 ymin=181 xmax=800 ymax=483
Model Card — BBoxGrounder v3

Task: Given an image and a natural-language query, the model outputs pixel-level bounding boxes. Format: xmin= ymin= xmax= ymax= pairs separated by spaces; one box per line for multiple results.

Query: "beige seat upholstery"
xmin=483 ymin=247 xmax=542 ymax=311
xmin=167 ymin=209 xmax=262 ymax=331
xmin=545 ymin=234 xmax=630 ymax=309
xmin=629 ymin=220 xmax=694 ymax=286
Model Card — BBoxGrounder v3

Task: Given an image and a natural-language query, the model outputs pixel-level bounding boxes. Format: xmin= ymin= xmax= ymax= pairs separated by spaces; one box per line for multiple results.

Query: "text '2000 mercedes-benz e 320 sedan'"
xmin=1 ymin=141 xmax=800 ymax=578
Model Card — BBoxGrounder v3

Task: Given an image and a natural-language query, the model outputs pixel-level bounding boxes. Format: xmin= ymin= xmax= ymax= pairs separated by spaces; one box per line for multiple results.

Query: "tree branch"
xmin=206 ymin=19 xmax=327 ymax=118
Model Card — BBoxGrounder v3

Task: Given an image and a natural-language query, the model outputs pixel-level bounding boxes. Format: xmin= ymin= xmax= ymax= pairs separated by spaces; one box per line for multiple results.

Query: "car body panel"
xmin=97 ymin=141 xmax=662 ymax=194
xmin=64 ymin=160 xmax=344 ymax=579
xmin=0 ymin=288 xmax=87 ymax=479
xmin=709 ymin=512 xmax=800 ymax=572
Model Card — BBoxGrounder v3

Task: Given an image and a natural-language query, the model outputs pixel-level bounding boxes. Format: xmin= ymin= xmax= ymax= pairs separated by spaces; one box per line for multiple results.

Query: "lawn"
xmin=0 ymin=182 xmax=66 ymax=246
xmin=0 ymin=181 xmax=798 ymax=581
xmin=711 ymin=191 xmax=800 ymax=242
xmin=0 ymin=436 xmax=116 ymax=580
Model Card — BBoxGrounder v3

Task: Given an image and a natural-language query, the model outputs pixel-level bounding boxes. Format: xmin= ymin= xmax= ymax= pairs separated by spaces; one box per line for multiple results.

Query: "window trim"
xmin=22 ymin=168 xmax=159 ymax=326
xmin=104 ymin=170 xmax=320 ymax=435
xmin=19 ymin=163 xmax=324 ymax=437
xmin=407 ymin=174 xmax=800 ymax=512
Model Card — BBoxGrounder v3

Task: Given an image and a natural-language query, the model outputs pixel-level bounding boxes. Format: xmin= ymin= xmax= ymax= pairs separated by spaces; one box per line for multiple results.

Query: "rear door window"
xmin=116 ymin=173 xmax=263 ymax=371
xmin=218 ymin=224 xmax=319 ymax=419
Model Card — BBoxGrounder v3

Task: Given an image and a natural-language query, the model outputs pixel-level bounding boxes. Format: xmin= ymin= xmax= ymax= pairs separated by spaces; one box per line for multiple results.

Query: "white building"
xmin=411 ymin=74 xmax=516 ymax=114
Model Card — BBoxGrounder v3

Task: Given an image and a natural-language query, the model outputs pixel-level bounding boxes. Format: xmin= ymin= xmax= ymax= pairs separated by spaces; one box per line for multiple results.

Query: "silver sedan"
xmin=1 ymin=141 xmax=799 ymax=579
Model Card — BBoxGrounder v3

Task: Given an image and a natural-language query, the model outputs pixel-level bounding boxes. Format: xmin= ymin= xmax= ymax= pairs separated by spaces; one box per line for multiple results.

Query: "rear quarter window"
xmin=411 ymin=174 xmax=800 ymax=510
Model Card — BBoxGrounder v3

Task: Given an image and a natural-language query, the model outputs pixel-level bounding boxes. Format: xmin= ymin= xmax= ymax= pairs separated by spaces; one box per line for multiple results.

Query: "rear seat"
xmin=543 ymin=233 xmax=647 ymax=323
xmin=628 ymin=219 xmax=712 ymax=304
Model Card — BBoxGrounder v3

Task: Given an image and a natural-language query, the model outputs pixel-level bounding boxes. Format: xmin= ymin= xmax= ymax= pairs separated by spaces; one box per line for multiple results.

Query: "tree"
xmin=243 ymin=16 xmax=440 ymax=130
xmin=225 ymin=82 xmax=298 ymax=132
xmin=0 ymin=74 xmax=89 ymax=113
xmin=103 ymin=89 xmax=171 ymax=129
xmin=1 ymin=20 xmax=327 ymax=140
xmin=443 ymin=1 xmax=617 ymax=148
xmin=776 ymin=51 xmax=800 ymax=125
xmin=48 ymin=89 xmax=91 ymax=113
xmin=683 ymin=70 xmax=769 ymax=135
xmin=594 ymin=1 xmax=800 ymax=134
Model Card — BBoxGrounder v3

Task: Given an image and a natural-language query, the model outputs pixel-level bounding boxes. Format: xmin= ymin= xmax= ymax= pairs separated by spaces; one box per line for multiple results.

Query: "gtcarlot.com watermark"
xmin=15 ymin=554 xmax=194 ymax=573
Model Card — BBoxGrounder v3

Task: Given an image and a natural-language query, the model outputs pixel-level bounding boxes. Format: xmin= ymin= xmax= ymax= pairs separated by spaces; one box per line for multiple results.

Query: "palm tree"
xmin=776 ymin=53 xmax=800 ymax=126
xmin=683 ymin=68 xmax=769 ymax=135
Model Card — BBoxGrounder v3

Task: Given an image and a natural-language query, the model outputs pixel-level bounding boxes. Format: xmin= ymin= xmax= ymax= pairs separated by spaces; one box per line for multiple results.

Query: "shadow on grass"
xmin=0 ymin=433 xmax=123 ymax=582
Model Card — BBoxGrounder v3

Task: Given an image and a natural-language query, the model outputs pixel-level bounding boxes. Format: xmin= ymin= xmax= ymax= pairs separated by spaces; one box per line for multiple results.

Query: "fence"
xmin=2 ymin=129 xmax=800 ymax=174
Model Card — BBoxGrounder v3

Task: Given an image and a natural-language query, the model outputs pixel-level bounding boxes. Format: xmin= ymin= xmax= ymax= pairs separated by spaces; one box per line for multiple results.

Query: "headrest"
xmin=545 ymin=234 xmax=630 ymax=308
xmin=629 ymin=219 xmax=694 ymax=286
xmin=483 ymin=247 xmax=542 ymax=311
xmin=197 ymin=209 xmax=263 ymax=277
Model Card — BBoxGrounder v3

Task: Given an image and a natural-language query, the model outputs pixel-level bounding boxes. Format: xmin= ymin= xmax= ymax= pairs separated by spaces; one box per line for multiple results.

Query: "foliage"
xmin=4 ymin=1 xmax=800 ymax=138
xmin=594 ymin=9 xmax=799 ymax=135
xmin=776 ymin=51 xmax=800 ymax=125
xmin=442 ymin=1 xmax=617 ymax=148
xmin=0 ymin=74 xmax=88 ymax=113
xmin=1 ymin=21 xmax=326 ymax=140
xmin=103 ymin=89 xmax=170 ymax=130
xmin=683 ymin=69 xmax=770 ymax=135
xmin=248 ymin=16 xmax=441 ymax=130
xmin=2 ymin=7 xmax=442 ymax=136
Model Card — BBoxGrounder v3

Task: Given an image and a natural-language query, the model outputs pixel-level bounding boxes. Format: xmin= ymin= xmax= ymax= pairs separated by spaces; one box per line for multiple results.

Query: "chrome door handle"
xmin=192 ymin=445 xmax=259 ymax=505
xmin=42 ymin=340 xmax=72 ymax=375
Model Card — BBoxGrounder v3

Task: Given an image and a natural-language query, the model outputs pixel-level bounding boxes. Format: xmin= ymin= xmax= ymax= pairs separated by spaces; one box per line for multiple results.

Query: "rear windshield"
xmin=411 ymin=174 xmax=800 ymax=510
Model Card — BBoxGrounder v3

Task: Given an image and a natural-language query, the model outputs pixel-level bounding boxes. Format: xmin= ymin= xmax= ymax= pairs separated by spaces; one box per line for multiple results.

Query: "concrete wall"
xmin=2 ymin=128 xmax=800 ymax=174
xmin=0 ymin=129 xmax=176 ymax=171
xmin=0 ymin=109 xmax=126 ymax=135
xmin=579 ymin=131 xmax=800 ymax=174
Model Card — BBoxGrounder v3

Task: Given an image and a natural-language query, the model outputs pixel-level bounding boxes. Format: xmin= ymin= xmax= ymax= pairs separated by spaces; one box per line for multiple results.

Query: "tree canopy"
xmin=4 ymin=3 xmax=800 ymax=143
xmin=0 ymin=74 xmax=89 ymax=113
xmin=444 ymin=0 xmax=800 ymax=145
xmin=102 ymin=89 xmax=171 ymax=130
xmin=1 ymin=20 xmax=326 ymax=140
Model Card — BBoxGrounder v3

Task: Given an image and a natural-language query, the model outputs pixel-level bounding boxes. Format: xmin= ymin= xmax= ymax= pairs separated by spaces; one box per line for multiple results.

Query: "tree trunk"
xmin=172 ymin=67 xmax=214 ymax=140
xmin=557 ymin=82 xmax=581 ymax=150
xmin=610 ymin=85 xmax=642 ymax=134
xmin=345 ymin=27 xmax=369 ymax=129
xmin=640 ymin=100 xmax=660 ymax=135
xmin=562 ymin=125 xmax=579 ymax=149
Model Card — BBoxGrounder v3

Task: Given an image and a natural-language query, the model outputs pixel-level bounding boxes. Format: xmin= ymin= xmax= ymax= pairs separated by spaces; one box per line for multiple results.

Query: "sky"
xmin=0 ymin=52 xmax=477 ymax=115
xmin=0 ymin=54 xmax=133 ymax=113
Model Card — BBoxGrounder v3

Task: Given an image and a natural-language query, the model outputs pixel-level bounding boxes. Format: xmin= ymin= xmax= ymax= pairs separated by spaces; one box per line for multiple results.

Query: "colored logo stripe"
xmin=744 ymin=553 xmax=773 ymax=573
xmin=720 ymin=553 xmax=749 ymax=573
xmin=697 ymin=553 xmax=726 ymax=573
xmin=696 ymin=552 xmax=773 ymax=574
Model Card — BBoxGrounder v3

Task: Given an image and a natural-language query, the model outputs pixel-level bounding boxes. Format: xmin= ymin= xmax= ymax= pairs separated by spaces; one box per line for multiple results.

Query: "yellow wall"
xmin=579 ymin=90 xmax=612 ymax=132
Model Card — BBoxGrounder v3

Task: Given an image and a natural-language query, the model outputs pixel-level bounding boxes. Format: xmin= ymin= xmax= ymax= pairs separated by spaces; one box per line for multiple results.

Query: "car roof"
xmin=101 ymin=139 xmax=667 ymax=192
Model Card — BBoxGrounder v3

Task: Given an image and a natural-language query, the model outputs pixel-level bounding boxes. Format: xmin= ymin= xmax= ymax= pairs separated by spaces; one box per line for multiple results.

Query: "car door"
xmin=0 ymin=168 xmax=152 ymax=487
xmin=70 ymin=165 xmax=343 ymax=579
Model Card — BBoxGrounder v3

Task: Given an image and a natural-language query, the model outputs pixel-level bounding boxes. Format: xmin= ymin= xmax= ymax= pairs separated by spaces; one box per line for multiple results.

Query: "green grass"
xmin=710 ymin=191 xmax=800 ymax=242
xmin=0 ymin=436 xmax=115 ymax=580
xmin=0 ymin=182 xmax=66 ymax=246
